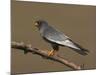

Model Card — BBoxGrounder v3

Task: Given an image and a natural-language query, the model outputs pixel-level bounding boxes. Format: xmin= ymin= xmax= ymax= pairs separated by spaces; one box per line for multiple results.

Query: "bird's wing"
xmin=45 ymin=32 xmax=89 ymax=54
xmin=43 ymin=26 xmax=80 ymax=50
xmin=43 ymin=25 xmax=89 ymax=55
xmin=46 ymin=35 xmax=81 ymax=50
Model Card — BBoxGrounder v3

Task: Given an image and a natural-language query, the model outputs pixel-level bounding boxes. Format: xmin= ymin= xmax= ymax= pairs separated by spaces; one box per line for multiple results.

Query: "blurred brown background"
xmin=11 ymin=0 xmax=96 ymax=74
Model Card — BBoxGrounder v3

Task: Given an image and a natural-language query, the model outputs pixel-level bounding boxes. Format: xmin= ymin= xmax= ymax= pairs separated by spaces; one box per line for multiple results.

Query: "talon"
xmin=48 ymin=50 xmax=54 ymax=56
xmin=48 ymin=50 xmax=57 ymax=56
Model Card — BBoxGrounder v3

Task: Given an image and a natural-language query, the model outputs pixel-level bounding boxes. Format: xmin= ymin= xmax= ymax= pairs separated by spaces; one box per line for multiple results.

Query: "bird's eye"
xmin=34 ymin=21 xmax=39 ymax=26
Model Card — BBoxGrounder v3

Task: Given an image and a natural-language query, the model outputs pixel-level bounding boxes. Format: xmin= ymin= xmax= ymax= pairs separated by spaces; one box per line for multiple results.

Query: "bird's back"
xmin=42 ymin=25 xmax=69 ymax=42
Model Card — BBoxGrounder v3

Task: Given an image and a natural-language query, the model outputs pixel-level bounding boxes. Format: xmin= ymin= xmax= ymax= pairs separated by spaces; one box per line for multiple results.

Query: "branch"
xmin=11 ymin=41 xmax=81 ymax=70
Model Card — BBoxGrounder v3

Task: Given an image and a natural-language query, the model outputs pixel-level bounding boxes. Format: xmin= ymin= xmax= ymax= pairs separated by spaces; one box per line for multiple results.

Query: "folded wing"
xmin=43 ymin=26 xmax=89 ymax=55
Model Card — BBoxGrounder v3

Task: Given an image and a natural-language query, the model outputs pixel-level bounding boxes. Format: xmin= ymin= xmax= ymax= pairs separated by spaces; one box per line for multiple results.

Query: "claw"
xmin=48 ymin=50 xmax=57 ymax=56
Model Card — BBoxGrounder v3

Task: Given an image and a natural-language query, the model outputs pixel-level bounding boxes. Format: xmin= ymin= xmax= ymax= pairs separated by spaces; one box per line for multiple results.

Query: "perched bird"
xmin=34 ymin=20 xmax=89 ymax=56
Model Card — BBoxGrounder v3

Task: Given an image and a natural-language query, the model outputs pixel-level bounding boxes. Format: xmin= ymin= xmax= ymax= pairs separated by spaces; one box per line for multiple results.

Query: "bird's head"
xmin=34 ymin=20 xmax=48 ymax=30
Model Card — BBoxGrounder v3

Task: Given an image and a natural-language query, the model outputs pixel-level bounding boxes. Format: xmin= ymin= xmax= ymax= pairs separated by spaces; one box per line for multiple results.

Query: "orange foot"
xmin=48 ymin=50 xmax=57 ymax=56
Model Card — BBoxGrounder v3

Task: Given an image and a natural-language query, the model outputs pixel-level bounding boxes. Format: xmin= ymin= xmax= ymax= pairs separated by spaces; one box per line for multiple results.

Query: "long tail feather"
xmin=67 ymin=39 xmax=89 ymax=56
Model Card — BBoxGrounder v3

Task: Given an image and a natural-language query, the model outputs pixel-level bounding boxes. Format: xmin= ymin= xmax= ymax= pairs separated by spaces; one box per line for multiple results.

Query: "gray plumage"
xmin=35 ymin=20 xmax=89 ymax=55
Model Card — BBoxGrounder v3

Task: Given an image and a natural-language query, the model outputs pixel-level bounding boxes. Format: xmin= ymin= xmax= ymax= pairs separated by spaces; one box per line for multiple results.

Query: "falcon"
xmin=34 ymin=20 xmax=89 ymax=56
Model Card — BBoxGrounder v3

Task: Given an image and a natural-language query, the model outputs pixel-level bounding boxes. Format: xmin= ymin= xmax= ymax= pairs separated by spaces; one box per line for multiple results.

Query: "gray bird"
xmin=34 ymin=20 xmax=89 ymax=56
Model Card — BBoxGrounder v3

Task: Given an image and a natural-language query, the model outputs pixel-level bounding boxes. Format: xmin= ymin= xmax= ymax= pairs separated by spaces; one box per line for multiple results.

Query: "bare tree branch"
xmin=11 ymin=41 xmax=81 ymax=70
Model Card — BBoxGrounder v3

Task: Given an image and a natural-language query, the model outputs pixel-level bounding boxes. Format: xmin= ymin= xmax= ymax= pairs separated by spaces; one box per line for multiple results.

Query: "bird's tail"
xmin=67 ymin=39 xmax=89 ymax=56
xmin=70 ymin=47 xmax=89 ymax=56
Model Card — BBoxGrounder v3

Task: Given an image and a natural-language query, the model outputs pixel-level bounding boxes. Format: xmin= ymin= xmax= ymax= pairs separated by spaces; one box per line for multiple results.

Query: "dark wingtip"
xmin=68 ymin=39 xmax=89 ymax=56
xmin=68 ymin=47 xmax=89 ymax=56
xmin=77 ymin=48 xmax=89 ymax=56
